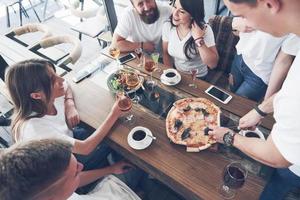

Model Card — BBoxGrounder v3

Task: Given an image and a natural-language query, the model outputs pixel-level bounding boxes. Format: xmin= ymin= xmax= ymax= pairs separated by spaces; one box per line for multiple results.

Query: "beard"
xmin=139 ymin=7 xmax=160 ymax=24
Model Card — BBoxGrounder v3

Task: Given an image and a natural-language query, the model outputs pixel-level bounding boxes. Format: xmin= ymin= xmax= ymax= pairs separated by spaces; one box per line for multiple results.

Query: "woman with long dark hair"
xmin=162 ymin=0 xmax=219 ymax=79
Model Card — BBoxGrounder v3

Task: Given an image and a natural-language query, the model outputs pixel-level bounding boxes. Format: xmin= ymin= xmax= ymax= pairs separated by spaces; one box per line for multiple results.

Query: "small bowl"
xmin=240 ymin=128 xmax=265 ymax=140
xmin=127 ymin=126 xmax=154 ymax=150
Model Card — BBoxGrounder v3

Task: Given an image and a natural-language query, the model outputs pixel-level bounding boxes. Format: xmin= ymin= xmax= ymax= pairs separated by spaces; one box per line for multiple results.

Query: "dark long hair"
xmin=170 ymin=0 xmax=206 ymax=59
xmin=5 ymin=59 xmax=56 ymax=141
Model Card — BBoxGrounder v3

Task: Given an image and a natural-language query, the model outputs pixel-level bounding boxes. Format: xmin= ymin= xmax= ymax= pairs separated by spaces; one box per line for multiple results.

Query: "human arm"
xmin=72 ymin=100 xmax=122 ymax=155
xmin=64 ymin=83 xmax=80 ymax=129
xmin=239 ymin=94 xmax=275 ymax=129
xmin=264 ymin=50 xmax=294 ymax=99
xmin=209 ymin=127 xmax=291 ymax=168
xmin=191 ymin=23 xmax=219 ymax=69
xmin=78 ymin=161 xmax=133 ymax=187
xmin=112 ymin=33 xmax=155 ymax=53
xmin=231 ymin=17 xmax=255 ymax=36
xmin=162 ymin=41 xmax=173 ymax=68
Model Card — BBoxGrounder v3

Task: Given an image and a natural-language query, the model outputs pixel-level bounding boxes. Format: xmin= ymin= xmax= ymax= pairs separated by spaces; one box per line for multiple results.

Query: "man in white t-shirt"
xmin=208 ymin=0 xmax=300 ymax=199
xmin=0 ymin=139 xmax=141 ymax=200
xmin=112 ymin=0 xmax=171 ymax=53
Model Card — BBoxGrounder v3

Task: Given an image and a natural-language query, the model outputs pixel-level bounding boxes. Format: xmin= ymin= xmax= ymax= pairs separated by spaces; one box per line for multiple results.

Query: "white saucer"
xmin=240 ymin=128 xmax=265 ymax=140
xmin=127 ymin=126 xmax=153 ymax=150
xmin=160 ymin=74 xmax=181 ymax=86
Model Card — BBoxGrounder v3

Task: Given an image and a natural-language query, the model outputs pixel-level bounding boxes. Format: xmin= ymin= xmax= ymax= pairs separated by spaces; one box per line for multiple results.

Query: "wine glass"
xmin=125 ymin=73 xmax=141 ymax=103
xmin=116 ymin=91 xmax=135 ymax=125
xmin=135 ymin=48 xmax=143 ymax=67
xmin=189 ymin=68 xmax=198 ymax=88
xmin=144 ymin=56 xmax=156 ymax=87
xmin=219 ymin=162 xmax=248 ymax=199
xmin=109 ymin=46 xmax=121 ymax=68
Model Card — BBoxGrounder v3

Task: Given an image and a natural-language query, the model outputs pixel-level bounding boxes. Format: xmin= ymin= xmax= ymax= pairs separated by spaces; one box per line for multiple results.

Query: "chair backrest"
xmin=29 ymin=35 xmax=82 ymax=68
xmin=5 ymin=23 xmax=52 ymax=47
xmin=102 ymin=0 xmax=118 ymax=34
xmin=208 ymin=15 xmax=239 ymax=74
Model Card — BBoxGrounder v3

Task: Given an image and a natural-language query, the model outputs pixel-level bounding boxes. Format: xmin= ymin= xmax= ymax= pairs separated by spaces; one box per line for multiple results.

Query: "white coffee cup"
xmin=127 ymin=126 xmax=153 ymax=150
xmin=161 ymin=69 xmax=180 ymax=84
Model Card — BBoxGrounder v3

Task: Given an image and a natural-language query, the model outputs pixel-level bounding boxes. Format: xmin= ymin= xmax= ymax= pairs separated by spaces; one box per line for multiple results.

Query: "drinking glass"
xmin=109 ymin=46 xmax=121 ymax=68
xmin=135 ymin=48 xmax=143 ymax=67
xmin=116 ymin=91 xmax=135 ymax=124
xmin=144 ymin=56 xmax=156 ymax=86
xmin=151 ymin=52 xmax=160 ymax=67
xmin=125 ymin=73 xmax=141 ymax=103
xmin=219 ymin=162 xmax=248 ymax=199
xmin=188 ymin=68 xmax=198 ymax=88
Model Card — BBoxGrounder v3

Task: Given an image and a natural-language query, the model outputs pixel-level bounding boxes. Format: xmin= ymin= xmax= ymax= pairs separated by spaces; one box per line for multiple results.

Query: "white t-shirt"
xmin=281 ymin=33 xmax=300 ymax=56
xmin=162 ymin=22 xmax=215 ymax=77
xmin=236 ymin=31 xmax=287 ymax=84
xmin=68 ymin=175 xmax=141 ymax=200
xmin=19 ymin=96 xmax=75 ymax=145
xmin=272 ymin=48 xmax=300 ymax=177
xmin=114 ymin=2 xmax=172 ymax=50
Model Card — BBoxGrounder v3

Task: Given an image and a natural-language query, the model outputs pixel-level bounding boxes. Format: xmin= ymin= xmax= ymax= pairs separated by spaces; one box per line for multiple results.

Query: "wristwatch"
xmin=223 ymin=131 xmax=236 ymax=147
xmin=195 ymin=37 xmax=205 ymax=47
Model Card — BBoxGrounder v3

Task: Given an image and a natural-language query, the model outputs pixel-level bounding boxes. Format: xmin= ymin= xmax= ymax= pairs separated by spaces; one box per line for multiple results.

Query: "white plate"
xmin=127 ymin=126 xmax=153 ymax=150
xmin=160 ymin=73 xmax=181 ymax=86
xmin=240 ymin=128 xmax=265 ymax=140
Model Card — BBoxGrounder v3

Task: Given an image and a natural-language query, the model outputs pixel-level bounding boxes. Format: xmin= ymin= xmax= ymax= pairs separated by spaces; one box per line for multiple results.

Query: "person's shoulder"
xmin=163 ymin=20 xmax=172 ymax=29
xmin=120 ymin=5 xmax=135 ymax=19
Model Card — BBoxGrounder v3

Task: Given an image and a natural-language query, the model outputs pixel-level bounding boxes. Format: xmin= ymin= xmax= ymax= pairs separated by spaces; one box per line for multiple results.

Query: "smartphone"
xmin=117 ymin=53 xmax=136 ymax=65
xmin=205 ymin=85 xmax=232 ymax=104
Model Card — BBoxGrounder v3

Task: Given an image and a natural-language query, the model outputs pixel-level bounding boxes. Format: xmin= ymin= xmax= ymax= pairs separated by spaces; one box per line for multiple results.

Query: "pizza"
xmin=166 ymin=98 xmax=221 ymax=152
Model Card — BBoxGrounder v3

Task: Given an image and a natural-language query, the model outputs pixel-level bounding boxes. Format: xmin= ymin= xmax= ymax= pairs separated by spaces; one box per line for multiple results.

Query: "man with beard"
xmin=112 ymin=0 xmax=171 ymax=53
xmin=208 ymin=0 xmax=300 ymax=199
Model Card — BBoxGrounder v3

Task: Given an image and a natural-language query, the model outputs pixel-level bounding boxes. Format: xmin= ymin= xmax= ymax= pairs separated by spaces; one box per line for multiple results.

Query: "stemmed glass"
xmin=219 ymin=162 xmax=248 ymax=199
xmin=116 ymin=91 xmax=135 ymax=125
xmin=125 ymin=73 xmax=141 ymax=103
xmin=135 ymin=48 xmax=143 ymax=67
xmin=189 ymin=68 xmax=198 ymax=88
xmin=144 ymin=56 xmax=156 ymax=87
xmin=109 ymin=46 xmax=121 ymax=68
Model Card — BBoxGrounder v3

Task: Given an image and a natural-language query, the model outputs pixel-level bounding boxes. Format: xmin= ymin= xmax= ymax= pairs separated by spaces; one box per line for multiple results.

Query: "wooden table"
xmin=66 ymin=52 xmax=271 ymax=200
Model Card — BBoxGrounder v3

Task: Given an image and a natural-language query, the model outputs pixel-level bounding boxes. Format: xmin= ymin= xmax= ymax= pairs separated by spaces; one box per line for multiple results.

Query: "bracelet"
xmin=253 ymin=104 xmax=268 ymax=117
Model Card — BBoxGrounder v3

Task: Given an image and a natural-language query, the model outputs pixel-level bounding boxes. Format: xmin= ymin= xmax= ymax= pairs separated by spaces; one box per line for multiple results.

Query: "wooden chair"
xmin=206 ymin=15 xmax=239 ymax=88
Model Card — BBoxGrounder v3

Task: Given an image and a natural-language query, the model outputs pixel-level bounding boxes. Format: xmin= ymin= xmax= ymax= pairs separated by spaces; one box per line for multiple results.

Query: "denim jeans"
xmin=260 ymin=168 xmax=300 ymax=200
xmin=229 ymin=54 xmax=267 ymax=101
xmin=73 ymin=126 xmax=112 ymax=170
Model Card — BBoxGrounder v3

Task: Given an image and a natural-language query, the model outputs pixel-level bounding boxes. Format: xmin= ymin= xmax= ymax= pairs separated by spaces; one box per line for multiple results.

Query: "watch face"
xmin=223 ymin=132 xmax=233 ymax=146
